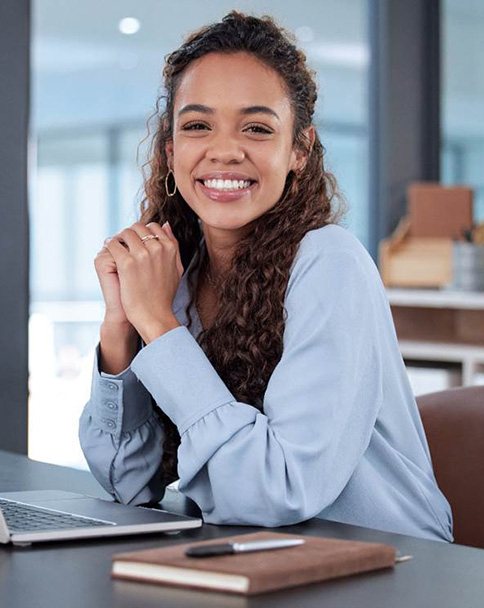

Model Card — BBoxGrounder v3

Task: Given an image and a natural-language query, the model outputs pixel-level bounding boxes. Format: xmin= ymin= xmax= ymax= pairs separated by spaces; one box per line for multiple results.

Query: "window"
xmin=442 ymin=0 xmax=484 ymax=222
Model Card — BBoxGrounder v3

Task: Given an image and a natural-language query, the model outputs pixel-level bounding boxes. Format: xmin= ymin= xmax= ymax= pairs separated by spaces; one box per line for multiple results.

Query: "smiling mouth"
xmin=196 ymin=178 xmax=256 ymax=192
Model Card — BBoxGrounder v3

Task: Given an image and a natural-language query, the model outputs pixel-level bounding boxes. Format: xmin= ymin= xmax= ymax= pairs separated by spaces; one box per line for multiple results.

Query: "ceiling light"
xmin=118 ymin=17 xmax=140 ymax=35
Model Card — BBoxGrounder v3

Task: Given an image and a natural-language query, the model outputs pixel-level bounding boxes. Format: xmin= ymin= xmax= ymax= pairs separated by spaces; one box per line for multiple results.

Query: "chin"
xmin=203 ymin=218 xmax=253 ymax=232
xmin=197 ymin=209 xmax=259 ymax=233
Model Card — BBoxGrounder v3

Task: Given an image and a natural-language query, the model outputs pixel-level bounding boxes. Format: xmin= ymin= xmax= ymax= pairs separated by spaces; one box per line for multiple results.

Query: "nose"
xmin=206 ymin=132 xmax=245 ymax=164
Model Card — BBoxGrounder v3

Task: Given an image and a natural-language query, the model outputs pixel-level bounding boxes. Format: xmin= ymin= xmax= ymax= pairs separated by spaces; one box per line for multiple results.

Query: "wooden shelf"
xmin=399 ymin=340 xmax=484 ymax=362
xmin=399 ymin=340 xmax=484 ymax=385
xmin=386 ymin=288 xmax=484 ymax=310
xmin=386 ymin=288 xmax=484 ymax=386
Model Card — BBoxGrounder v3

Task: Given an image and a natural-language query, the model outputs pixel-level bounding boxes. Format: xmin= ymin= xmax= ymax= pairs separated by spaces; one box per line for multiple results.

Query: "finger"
xmin=161 ymin=221 xmax=174 ymax=240
xmin=146 ymin=221 xmax=184 ymax=276
xmin=130 ymin=221 xmax=172 ymax=251
xmin=129 ymin=221 xmax=159 ymax=242
xmin=165 ymin=225 xmax=184 ymax=275
xmin=95 ymin=244 xmax=117 ymax=272
xmin=147 ymin=222 xmax=181 ymax=255
xmin=165 ymin=224 xmax=184 ymax=275
xmin=145 ymin=221 xmax=173 ymax=245
xmin=175 ymin=254 xmax=184 ymax=277
xmin=103 ymin=237 xmax=131 ymax=264
xmin=163 ymin=222 xmax=180 ymax=246
xmin=97 ymin=249 xmax=116 ymax=267
xmin=131 ymin=222 xmax=167 ymax=246
xmin=114 ymin=227 xmax=151 ymax=255
xmin=100 ymin=236 xmax=117 ymax=252
xmin=149 ymin=222 xmax=184 ymax=276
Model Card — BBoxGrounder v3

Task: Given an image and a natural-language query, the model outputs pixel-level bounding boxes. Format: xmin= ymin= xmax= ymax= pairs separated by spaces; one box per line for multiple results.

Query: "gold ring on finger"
xmin=141 ymin=234 xmax=160 ymax=243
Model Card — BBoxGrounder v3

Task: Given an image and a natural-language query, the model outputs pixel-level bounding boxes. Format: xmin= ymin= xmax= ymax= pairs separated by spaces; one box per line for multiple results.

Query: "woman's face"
xmin=166 ymin=52 xmax=307 ymax=236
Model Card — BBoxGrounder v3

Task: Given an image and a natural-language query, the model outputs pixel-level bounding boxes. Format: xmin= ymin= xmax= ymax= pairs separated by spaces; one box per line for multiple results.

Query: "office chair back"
xmin=417 ymin=385 xmax=484 ymax=549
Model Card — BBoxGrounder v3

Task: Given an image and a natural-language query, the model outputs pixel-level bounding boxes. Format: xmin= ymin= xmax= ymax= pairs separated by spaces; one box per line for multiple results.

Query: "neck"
xmin=201 ymin=223 xmax=249 ymax=279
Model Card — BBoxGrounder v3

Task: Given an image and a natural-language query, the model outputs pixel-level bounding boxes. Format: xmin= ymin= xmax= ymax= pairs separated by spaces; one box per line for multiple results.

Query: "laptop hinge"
xmin=0 ymin=508 xmax=11 ymax=544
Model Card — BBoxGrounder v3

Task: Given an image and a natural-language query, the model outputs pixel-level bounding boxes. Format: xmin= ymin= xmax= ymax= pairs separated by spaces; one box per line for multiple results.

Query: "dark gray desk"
xmin=1 ymin=449 xmax=483 ymax=607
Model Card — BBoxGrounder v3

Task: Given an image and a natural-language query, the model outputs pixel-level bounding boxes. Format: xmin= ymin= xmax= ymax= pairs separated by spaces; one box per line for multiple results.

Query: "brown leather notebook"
xmin=112 ymin=531 xmax=397 ymax=595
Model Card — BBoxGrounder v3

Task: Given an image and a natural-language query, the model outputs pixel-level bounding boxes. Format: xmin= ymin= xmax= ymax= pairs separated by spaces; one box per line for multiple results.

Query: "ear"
xmin=165 ymin=140 xmax=174 ymax=168
xmin=289 ymin=125 xmax=316 ymax=173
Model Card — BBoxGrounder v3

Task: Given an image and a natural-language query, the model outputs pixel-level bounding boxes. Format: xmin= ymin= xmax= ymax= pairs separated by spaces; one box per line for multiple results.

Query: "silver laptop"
xmin=0 ymin=490 xmax=202 ymax=546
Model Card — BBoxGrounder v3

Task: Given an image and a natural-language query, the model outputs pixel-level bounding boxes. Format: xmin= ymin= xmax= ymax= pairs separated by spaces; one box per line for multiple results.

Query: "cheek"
xmin=172 ymin=139 xmax=196 ymax=174
xmin=263 ymin=150 xmax=294 ymax=183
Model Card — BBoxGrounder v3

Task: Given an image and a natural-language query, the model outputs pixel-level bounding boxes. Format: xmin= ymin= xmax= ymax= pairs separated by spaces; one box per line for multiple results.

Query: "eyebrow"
xmin=178 ymin=104 xmax=280 ymax=120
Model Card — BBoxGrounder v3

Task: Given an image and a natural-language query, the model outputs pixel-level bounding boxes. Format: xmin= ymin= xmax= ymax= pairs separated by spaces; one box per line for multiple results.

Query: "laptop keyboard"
xmin=0 ymin=498 xmax=115 ymax=532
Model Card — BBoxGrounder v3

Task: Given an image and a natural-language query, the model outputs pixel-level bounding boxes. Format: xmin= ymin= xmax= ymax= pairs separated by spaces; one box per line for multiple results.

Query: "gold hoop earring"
xmin=165 ymin=169 xmax=177 ymax=197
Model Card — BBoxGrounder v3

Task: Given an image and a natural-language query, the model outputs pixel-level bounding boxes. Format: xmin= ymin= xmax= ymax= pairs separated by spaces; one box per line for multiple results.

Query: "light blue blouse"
xmin=79 ymin=225 xmax=453 ymax=541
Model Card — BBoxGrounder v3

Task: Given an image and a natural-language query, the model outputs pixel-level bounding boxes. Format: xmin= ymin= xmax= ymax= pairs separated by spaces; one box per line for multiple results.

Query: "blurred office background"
xmin=1 ymin=0 xmax=483 ymax=466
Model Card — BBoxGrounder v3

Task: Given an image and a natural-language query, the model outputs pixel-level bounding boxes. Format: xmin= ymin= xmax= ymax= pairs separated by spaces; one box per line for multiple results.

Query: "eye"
xmin=244 ymin=124 xmax=273 ymax=135
xmin=181 ymin=121 xmax=210 ymax=131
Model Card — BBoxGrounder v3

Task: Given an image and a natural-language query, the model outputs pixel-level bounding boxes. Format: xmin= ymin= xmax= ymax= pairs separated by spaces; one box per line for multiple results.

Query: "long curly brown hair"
xmin=139 ymin=11 xmax=343 ymax=484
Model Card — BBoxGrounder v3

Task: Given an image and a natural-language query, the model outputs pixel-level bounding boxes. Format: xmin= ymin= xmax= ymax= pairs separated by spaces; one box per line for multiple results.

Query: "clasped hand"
xmin=95 ymin=221 xmax=183 ymax=344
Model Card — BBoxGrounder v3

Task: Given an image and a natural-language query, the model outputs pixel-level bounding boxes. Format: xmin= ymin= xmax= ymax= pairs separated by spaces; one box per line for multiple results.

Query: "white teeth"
xmin=202 ymin=179 xmax=252 ymax=191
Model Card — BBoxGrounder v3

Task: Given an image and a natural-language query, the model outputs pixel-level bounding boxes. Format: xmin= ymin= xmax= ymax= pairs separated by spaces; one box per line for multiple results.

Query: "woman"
xmin=79 ymin=11 xmax=452 ymax=541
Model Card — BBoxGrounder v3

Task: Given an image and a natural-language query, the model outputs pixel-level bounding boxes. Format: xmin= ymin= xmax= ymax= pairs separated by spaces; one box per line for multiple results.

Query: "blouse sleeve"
xmin=130 ymin=239 xmax=385 ymax=526
xmin=79 ymin=345 xmax=166 ymax=505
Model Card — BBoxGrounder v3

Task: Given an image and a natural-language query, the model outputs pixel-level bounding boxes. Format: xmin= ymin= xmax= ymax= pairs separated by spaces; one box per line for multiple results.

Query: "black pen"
xmin=185 ymin=538 xmax=305 ymax=558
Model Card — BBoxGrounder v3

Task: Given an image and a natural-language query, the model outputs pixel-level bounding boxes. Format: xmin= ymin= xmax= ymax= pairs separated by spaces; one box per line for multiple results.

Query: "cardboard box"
xmin=380 ymin=235 xmax=453 ymax=288
xmin=408 ymin=183 xmax=473 ymax=239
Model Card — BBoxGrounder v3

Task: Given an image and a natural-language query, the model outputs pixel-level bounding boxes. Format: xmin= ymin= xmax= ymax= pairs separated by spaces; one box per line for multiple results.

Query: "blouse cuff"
xmin=88 ymin=344 xmax=153 ymax=434
xmin=131 ymin=326 xmax=235 ymax=434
